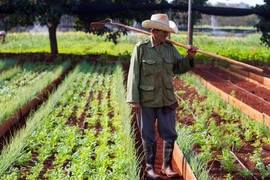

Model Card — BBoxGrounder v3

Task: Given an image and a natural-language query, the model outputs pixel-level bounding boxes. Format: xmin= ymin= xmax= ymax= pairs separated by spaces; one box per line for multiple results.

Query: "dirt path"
xmin=132 ymin=114 xmax=183 ymax=180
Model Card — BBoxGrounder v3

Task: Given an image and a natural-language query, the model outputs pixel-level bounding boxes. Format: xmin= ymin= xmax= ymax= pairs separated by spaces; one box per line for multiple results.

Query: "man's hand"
xmin=131 ymin=103 xmax=140 ymax=114
xmin=187 ymin=45 xmax=198 ymax=60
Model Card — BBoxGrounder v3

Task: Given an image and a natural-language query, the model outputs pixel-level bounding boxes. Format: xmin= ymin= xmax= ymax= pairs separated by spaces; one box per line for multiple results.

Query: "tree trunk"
xmin=48 ymin=17 xmax=61 ymax=57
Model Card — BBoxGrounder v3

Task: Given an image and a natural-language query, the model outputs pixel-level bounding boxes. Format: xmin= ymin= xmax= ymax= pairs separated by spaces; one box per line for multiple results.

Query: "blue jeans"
xmin=137 ymin=106 xmax=178 ymax=143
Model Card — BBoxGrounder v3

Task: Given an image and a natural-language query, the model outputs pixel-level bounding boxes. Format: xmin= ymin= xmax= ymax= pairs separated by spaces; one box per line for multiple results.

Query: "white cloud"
xmin=167 ymin=0 xmax=264 ymax=6
xmin=207 ymin=0 xmax=264 ymax=6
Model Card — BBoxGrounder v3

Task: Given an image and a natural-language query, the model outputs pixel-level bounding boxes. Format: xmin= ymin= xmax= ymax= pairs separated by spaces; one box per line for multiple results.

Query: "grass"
xmin=0 ymin=61 xmax=79 ymax=176
xmin=1 ymin=31 xmax=269 ymax=63
xmin=175 ymin=72 xmax=270 ymax=179
xmin=194 ymin=25 xmax=256 ymax=30
xmin=0 ymin=60 xmax=140 ymax=179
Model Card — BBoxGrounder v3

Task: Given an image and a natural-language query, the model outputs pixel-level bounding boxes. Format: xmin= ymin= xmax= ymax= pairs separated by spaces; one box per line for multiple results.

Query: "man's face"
xmin=152 ymin=29 xmax=169 ymax=44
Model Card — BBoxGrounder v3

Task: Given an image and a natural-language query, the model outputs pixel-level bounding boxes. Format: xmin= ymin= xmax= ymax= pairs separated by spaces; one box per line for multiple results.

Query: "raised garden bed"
xmin=0 ymin=61 xmax=139 ymax=179
xmin=171 ymin=64 xmax=270 ymax=179
xmin=1 ymin=56 xmax=270 ymax=180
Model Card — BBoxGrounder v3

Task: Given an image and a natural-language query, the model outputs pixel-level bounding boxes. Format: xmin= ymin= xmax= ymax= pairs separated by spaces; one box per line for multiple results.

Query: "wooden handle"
xmin=117 ymin=23 xmax=263 ymax=73
xmin=166 ymin=39 xmax=263 ymax=72
xmin=197 ymin=49 xmax=263 ymax=72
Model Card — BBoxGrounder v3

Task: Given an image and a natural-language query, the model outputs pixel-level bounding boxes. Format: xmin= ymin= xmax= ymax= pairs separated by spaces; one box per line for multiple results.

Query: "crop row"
xmin=0 ymin=60 xmax=139 ymax=179
xmin=175 ymin=73 xmax=270 ymax=179
xmin=2 ymin=57 xmax=269 ymax=179
xmin=0 ymin=59 xmax=71 ymax=124
xmin=0 ymin=59 xmax=19 ymax=72
xmin=1 ymin=32 xmax=270 ymax=63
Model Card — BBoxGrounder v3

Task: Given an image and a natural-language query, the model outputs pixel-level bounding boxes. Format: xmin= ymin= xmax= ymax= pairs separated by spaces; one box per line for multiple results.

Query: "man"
xmin=0 ymin=31 xmax=6 ymax=44
xmin=126 ymin=14 xmax=198 ymax=179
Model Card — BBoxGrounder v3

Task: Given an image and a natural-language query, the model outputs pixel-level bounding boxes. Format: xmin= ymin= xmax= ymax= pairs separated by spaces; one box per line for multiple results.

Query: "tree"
xmin=0 ymin=0 xmax=81 ymax=56
xmin=0 ymin=0 xmax=169 ymax=54
xmin=0 ymin=1 xmax=36 ymax=32
xmin=254 ymin=0 xmax=270 ymax=47
xmin=74 ymin=0 xmax=169 ymax=44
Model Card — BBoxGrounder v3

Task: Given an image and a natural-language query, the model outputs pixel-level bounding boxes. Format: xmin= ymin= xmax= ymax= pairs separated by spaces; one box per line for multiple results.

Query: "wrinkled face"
xmin=151 ymin=29 xmax=169 ymax=44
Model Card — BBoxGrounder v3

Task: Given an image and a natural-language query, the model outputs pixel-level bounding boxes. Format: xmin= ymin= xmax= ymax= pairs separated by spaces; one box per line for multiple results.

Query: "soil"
xmin=1 ymin=56 xmax=270 ymax=179
xmin=125 ymin=62 xmax=270 ymax=180
xmin=192 ymin=65 xmax=270 ymax=116
xmin=171 ymin=64 xmax=270 ymax=180
xmin=0 ymin=64 xmax=74 ymax=152
xmin=133 ymin=115 xmax=184 ymax=180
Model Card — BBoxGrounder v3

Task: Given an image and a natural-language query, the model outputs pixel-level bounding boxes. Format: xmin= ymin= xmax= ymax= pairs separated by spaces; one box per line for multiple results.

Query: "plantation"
xmin=0 ymin=32 xmax=270 ymax=179
xmin=174 ymin=74 xmax=270 ymax=179
xmin=0 ymin=60 xmax=139 ymax=179
xmin=0 ymin=59 xmax=70 ymax=124
xmin=1 ymin=32 xmax=270 ymax=63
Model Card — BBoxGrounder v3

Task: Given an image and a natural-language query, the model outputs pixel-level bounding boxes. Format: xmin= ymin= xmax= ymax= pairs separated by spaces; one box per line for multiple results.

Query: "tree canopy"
xmin=255 ymin=0 xmax=270 ymax=47
xmin=0 ymin=0 xmax=82 ymax=55
xmin=0 ymin=0 xmax=170 ymax=54
xmin=1 ymin=0 xmax=270 ymax=55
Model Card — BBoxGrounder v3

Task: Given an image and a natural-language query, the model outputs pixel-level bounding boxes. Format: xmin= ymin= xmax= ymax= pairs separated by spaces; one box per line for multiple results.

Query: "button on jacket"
xmin=126 ymin=36 xmax=195 ymax=107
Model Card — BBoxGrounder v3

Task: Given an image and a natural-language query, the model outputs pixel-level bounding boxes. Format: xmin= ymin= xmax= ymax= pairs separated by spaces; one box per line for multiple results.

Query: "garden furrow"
xmin=0 ymin=60 xmax=74 ymax=145
xmin=192 ymin=65 xmax=270 ymax=117
xmin=172 ymin=73 xmax=270 ymax=179
xmin=0 ymin=61 xmax=140 ymax=179
xmin=0 ymin=60 xmax=71 ymax=125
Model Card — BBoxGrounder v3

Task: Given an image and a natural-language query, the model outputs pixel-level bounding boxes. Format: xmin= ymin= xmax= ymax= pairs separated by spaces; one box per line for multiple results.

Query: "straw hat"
xmin=142 ymin=14 xmax=178 ymax=33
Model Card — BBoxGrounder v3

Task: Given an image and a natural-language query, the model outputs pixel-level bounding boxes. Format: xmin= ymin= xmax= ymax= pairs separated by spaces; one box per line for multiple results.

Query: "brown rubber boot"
xmin=161 ymin=141 xmax=179 ymax=178
xmin=143 ymin=141 xmax=160 ymax=179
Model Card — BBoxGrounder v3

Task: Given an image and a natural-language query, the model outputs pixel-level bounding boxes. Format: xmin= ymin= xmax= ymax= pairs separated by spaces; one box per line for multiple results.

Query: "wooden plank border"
xmin=191 ymin=72 xmax=270 ymax=127
xmin=230 ymin=65 xmax=270 ymax=88
xmin=0 ymin=65 xmax=72 ymax=138
xmin=218 ymin=66 xmax=270 ymax=90
xmin=173 ymin=143 xmax=197 ymax=180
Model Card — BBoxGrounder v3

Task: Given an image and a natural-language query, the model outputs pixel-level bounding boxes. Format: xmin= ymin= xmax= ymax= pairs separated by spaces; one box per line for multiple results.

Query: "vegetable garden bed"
xmin=1 ymin=55 xmax=270 ymax=180
xmin=1 ymin=31 xmax=270 ymax=179
xmin=172 ymin=66 xmax=270 ymax=179
xmin=0 ymin=59 xmax=73 ymax=147
xmin=0 ymin=60 xmax=139 ymax=179
xmin=0 ymin=59 xmax=71 ymax=124
xmin=192 ymin=65 xmax=270 ymax=118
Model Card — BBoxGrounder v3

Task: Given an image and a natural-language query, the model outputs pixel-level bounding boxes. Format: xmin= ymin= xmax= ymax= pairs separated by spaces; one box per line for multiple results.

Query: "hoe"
xmin=90 ymin=19 xmax=263 ymax=73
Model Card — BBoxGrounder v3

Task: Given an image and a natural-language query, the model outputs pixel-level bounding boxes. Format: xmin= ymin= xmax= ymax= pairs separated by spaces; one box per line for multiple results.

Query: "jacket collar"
xmin=148 ymin=35 xmax=168 ymax=48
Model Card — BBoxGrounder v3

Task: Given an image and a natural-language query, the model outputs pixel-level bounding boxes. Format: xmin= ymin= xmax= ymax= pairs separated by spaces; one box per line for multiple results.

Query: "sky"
xmin=167 ymin=0 xmax=265 ymax=6
xmin=207 ymin=0 xmax=264 ymax=6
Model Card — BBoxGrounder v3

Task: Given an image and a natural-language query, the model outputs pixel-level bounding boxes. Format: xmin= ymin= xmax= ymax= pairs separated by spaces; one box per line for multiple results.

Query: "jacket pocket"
xmin=164 ymin=58 xmax=174 ymax=75
xmin=164 ymin=83 xmax=175 ymax=101
xmin=142 ymin=59 xmax=157 ymax=76
xmin=139 ymin=84 xmax=155 ymax=103
xmin=164 ymin=58 xmax=174 ymax=64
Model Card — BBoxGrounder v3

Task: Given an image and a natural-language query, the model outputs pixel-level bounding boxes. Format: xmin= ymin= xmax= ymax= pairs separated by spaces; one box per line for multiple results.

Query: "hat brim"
xmin=142 ymin=20 xmax=178 ymax=34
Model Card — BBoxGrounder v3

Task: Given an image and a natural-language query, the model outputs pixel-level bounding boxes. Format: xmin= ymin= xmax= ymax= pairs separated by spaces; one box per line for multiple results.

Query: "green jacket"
xmin=126 ymin=36 xmax=195 ymax=107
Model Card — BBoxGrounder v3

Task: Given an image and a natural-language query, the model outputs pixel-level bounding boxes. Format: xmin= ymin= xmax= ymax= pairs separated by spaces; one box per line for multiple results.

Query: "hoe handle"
xmin=165 ymin=39 xmax=263 ymax=72
xmin=91 ymin=20 xmax=263 ymax=72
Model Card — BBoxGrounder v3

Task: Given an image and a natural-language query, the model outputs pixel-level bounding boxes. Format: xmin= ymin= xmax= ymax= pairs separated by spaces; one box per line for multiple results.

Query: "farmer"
xmin=0 ymin=31 xmax=6 ymax=44
xmin=126 ymin=13 xmax=198 ymax=179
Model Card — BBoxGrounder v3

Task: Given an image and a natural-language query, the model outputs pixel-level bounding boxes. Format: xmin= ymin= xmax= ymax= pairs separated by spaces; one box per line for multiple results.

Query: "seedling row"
xmin=0 ymin=61 xmax=139 ymax=179
xmin=1 ymin=57 xmax=269 ymax=180
xmin=175 ymin=73 xmax=270 ymax=179
xmin=0 ymin=59 xmax=71 ymax=124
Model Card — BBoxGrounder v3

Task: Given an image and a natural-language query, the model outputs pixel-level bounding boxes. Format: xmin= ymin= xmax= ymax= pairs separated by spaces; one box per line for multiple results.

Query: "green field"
xmin=1 ymin=30 xmax=270 ymax=179
xmin=1 ymin=31 xmax=269 ymax=63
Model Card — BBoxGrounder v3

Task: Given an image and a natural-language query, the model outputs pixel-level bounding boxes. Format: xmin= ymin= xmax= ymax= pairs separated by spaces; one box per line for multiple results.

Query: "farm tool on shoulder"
xmin=90 ymin=19 xmax=263 ymax=73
